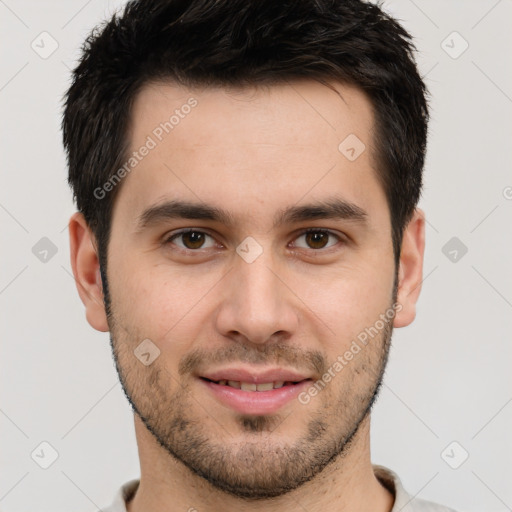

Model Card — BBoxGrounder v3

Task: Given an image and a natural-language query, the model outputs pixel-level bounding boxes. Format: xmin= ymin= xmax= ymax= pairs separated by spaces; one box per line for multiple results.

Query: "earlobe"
xmin=69 ymin=212 xmax=109 ymax=332
xmin=393 ymin=209 xmax=426 ymax=328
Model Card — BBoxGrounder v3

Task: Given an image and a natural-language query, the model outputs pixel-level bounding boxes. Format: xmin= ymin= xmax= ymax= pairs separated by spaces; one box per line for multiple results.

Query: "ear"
xmin=393 ymin=208 xmax=426 ymax=328
xmin=68 ymin=212 xmax=109 ymax=332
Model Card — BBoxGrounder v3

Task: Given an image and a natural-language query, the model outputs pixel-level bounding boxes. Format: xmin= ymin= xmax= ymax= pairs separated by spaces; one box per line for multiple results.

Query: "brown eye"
xmin=166 ymin=230 xmax=216 ymax=250
xmin=294 ymin=229 xmax=340 ymax=250
xmin=305 ymin=231 xmax=329 ymax=249
xmin=181 ymin=231 xmax=206 ymax=249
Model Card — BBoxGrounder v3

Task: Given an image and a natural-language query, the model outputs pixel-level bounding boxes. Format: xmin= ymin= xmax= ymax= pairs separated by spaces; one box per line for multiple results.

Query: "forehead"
xmin=129 ymin=79 xmax=375 ymax=154
xmin=114 ymin=79 xmax=384 ymax=227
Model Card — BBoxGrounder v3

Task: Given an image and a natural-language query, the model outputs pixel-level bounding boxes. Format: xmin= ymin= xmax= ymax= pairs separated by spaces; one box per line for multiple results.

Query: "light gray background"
xmin=1 ymin=1 xmax=511 ymax=511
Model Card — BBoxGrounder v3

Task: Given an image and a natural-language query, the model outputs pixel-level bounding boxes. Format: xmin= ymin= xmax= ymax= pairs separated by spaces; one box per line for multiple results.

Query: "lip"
xmin=198 ymin=367 xmax=313 ymax=415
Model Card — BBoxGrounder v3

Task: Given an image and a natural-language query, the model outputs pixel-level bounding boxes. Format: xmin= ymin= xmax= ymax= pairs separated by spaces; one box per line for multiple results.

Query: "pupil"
xmin=306 ymin=232 xmax=328 ymax=249
xmin=184 ymin=232 xmax=204 ymax=249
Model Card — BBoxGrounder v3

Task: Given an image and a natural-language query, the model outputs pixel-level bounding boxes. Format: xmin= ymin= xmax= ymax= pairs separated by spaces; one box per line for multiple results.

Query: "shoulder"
xmin=97 ymin=479 xmax=140 ymax=512
xmin=373 ymin=465 xmax=458 ymax=512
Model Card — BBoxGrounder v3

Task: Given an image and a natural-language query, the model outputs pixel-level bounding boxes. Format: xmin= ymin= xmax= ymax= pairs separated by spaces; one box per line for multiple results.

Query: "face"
xmin=78 ymin=80 xmax=415 ymax=499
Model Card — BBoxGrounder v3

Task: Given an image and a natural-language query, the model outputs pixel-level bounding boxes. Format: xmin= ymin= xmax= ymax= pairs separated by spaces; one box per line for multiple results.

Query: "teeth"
xmin=256 ymin=382 xmax=274 ymax=391
xmin=215 ymin=380 xmax=291 ymax=391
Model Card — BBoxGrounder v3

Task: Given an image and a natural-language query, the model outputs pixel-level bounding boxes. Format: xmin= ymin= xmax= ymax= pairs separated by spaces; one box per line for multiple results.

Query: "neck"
xmin=127 ymin=414 xmax=394 ymax=512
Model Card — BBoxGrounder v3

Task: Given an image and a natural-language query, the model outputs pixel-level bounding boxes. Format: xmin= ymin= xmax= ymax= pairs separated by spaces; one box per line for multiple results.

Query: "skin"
xmin=69 ymin=79 xmax=425 ymax=512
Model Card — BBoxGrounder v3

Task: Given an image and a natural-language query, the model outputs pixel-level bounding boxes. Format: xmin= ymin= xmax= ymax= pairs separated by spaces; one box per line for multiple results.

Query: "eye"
xmin=164 ymin=229 xmax=217 ymax=250
xmin=292 ymin=229 xmax=341 ymax=250
xmin=163 ymin=228 xmax=343 ymax=254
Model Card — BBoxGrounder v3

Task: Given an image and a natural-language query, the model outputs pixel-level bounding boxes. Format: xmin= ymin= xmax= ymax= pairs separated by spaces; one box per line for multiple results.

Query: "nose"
xmin=214 ymin=249 xmax=299 ymax=345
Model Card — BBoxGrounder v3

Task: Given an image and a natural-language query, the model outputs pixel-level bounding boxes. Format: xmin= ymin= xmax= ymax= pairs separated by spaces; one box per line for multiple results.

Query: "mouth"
xmin=198 ymin=371 xmax=314 ymax=415
xmin=200 ymin=377 xmax=310 ymax=392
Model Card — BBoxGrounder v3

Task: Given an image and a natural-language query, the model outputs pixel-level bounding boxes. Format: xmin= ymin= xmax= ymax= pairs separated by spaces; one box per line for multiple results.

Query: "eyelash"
xmin=162 ymin=228 xmax=344 ymax=253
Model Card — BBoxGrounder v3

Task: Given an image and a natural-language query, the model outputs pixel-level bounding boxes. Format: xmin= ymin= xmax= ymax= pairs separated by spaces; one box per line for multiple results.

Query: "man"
xmin=63 ymin=0 xmax=456 ymax=510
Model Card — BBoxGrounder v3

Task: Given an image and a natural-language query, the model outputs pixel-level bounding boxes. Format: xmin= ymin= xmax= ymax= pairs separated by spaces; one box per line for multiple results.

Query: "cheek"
xmin=294 ymin=263 xmax=394 ymax=341
xmin=108 ymin=260 xmax=218 ymax=347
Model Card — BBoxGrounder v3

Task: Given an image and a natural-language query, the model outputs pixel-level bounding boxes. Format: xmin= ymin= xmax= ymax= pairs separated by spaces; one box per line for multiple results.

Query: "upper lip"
xmin=199 ymin=367 xmax=312 ymax=384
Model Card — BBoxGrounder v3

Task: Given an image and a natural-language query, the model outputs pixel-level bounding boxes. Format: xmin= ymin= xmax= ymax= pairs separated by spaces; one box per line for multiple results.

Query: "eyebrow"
xmin=136 ymin=197 xmax=368 ymax=231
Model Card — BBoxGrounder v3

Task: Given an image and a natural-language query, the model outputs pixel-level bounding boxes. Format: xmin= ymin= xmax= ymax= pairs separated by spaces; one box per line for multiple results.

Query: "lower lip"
xmin=200 ymin=378 xmax=312 ymax=415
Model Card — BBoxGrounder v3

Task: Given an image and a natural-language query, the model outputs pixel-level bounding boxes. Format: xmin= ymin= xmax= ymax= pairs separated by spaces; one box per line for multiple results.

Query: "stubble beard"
xmin=103 ymin=268 xmax=395 ymax=500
